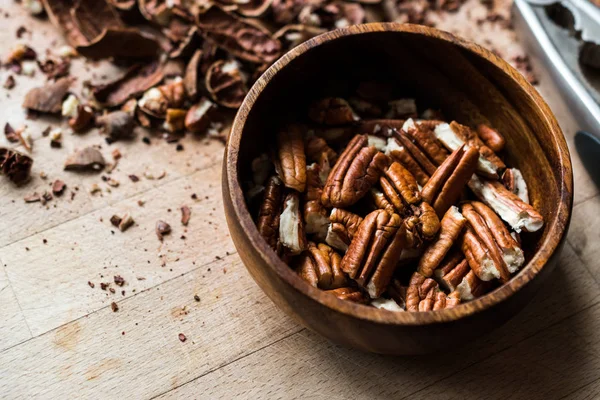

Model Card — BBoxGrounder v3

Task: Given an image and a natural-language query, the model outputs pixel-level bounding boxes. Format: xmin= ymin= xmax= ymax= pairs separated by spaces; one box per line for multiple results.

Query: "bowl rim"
xmin=225 ymin=22 xmax=573 ymax=326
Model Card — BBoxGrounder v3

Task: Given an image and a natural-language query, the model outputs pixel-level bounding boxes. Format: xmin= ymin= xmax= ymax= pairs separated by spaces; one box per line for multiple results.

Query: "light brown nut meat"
xmin=406 ymin=272 xmax=426 ymax=312
xmin=305 ymin=136 xmax=338 ymax=165
xmin=417 ymin=206 xmax=467 ymax=277
xmin=413 ymin=201 xmax=440 ymax=241
xmin=462 ymin=203 xmax=511 ymax=283
xmin=321 ymin=134 xmax=389 ymax=208
xmin=468 ymin=175 xmax=543 ymax=233
xmin=257 ymin=176 xmax=284 ymax=250
xmin=434 ymin=122 xmax=505 ymax=179
xmin=308 ymin=97 xmax=358 ymax=126
xmin=435 ymin=254 xmax=470 ymax=292
xmin=368 ymin=188 xmax=396 ymax=215
xmin=384 ymin=137 xmax=430 ymax=186
xmin=445 ymin=290 xmax=461 ymax=308
xmin=275 ymin=125 xmax=307 ymax=192
xmin=393 ymin=129 xmax=438 ymax=176
xmin=502 ymin=168 xmax=530 ymax=204
xmin=418 ymin=287 xmax=436 ymax=312
xmin=296 ymin=253 xmax=318 ymax=287
xmin=421 ymin=144 xmax=479 ymax=217
xmin=326 ymin=208 xmax=364 ymax=252
xmin=326 ymin=287 xmax=368 ymax=304
xmin=461 ymin=227 xmax=501 ymax=282
xmin=380 ymin=162 xmax=422 ymax=215
xmin=316 ymin=243 xmax=347 ymax=289
xmin=306 ymin=242 xmax=332 ymax=288
xmin=476 ymin=124 xmax=505 ymax=153
xmin=303 ymin=164 xmax=328 ymax=239
xmin=402 ymin=118 xmax=448 ymax=166
xmin=432 ymin=290 xmax=447 ymax=311
xmin=471 ymin=201 xmax=525 ymax=273
xmin=456 ymin=270 xmax=490 ymax=301
xmin=279 ymin=192 xmax=307 ymax=255
xmin=341 ymin=209 xmax=407 ymax=298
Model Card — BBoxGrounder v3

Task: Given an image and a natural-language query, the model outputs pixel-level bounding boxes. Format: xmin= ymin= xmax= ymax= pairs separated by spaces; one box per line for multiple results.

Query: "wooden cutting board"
xmin=0 ymin=2 xmax=599 ymax=399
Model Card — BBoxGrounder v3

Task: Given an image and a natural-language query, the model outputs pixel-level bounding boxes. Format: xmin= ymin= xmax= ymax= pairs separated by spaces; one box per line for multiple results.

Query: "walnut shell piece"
xmin=64 ymin=147 xmax=106 ymax=171
xmin=0 ymin=148 xmax=33 ymax=185
xmin=205 ymin=59 xmax=248 ymax=109
xmin=341 ymin=209 xmax=407 ymax=298
xmin=275 ymin=125 xmax=307 ymax=192
xmin=321 ymin=134 xmax=389 ymax=208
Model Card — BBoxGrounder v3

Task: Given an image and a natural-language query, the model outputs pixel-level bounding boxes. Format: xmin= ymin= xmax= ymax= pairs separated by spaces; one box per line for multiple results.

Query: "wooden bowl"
xmin=222 ymin=23 xmax=573 ymax=355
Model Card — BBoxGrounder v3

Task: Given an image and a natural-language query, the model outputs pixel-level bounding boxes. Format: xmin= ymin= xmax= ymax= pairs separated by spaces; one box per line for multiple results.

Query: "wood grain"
xmin=0 ymin=1 xmax=598 ymax=398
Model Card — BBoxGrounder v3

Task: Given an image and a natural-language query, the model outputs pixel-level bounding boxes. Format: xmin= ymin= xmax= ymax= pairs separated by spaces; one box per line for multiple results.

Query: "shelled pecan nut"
xmin=296 ymin=242 xmax=346 ymax=289
xmin=275 ymin=124 xmax=307 ymax=192
xmin=279 ymin=192 xmax=307 ymax=254
xmin=434 ymin=121 xmax=506 ymax=179
xmin=402 ymin=118 xmax=448 ymax=166
xmin=461 ymin=202 xmax=511 ymax=283
xmin=368 ymin=188 xmax=396 ymax=215
xmin=470 ymin=201 xmax=525 ymax=273
xmin=379 ymin=161 xmax=422 ymax=215
xmin=421 ymin=144 xmax=479 ymax=217
xmin=468 ymin=175 xmax=543 ymax=232
xmin=502 ymin=168 xmax=529 ymax=204
xmin=456 ymin=270 xmax=490 ymax=301
xmin=411 ymin=201 xmax=440 ymax=242
xmin=321 ymin=134 xmax=389 ymax=207
xmin=326 ymin=287 xmax=368 ymax=303
xmin=308 ymin=97 xmax=358 ymax=125
xmin=257 ymin=176 xmax=284 ymax=251
xmin=393 ymin=129 xmax=438 ymax=176
xmin=417 ymin=206 xmax=467 ymax=277
xmin=303 ymin=163 xmax=329 ymax=239
xmin=325 ymin=208 xmax=363 ymax=252
xmin=406 ymin=272 xmax=460 ymax=311
xmin=384 ymin=136 xmax=430 ymax=186
xmin=433 ymin=250 xmax=470 ymax=292
xmin=460 ymin=226 xmax=501 ymax=281
xmin=341 ymin=209 xmax=407 ymax=298
xmin=476 ymin=124 xmax=505 ymax=152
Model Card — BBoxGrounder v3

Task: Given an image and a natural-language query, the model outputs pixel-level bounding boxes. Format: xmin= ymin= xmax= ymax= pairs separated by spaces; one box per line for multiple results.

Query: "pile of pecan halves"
xmin=248 ymin=91 xmax=544 ymax=312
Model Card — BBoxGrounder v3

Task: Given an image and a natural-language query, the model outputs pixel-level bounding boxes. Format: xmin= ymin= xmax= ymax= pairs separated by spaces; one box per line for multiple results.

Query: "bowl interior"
xmin=229 ymin=24 xmax=572 ymax=324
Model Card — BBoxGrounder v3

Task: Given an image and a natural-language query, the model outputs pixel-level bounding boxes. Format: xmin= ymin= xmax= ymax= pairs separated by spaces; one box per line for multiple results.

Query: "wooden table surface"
xmin=1 ymin=2 xmax=599 ymax=399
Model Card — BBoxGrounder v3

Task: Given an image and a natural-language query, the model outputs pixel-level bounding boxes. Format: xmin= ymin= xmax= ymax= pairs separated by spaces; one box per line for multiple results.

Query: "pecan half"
xmin=275 ymin=125 xmax=307 ymax=192
xmin=368 ymin=188 xmax=396 ymax=215
xmin=325 ymin=208 xmax=363 ymax=252
xmin=406 ymin=271 xmax=462 ymax=311
xmin=502 ymin=168 xmax=530 ymax=204
xmin=308 ymin=97 xmax=358 ymax=126
xmin=468 ymin=175 xmax=543 ymax=233
xmin=296 ymin=252 xmax=318 ymax=287
xmin=433 ymin=249 xmax=470 ymax=291
xmin=456 ymin=270 xmax=490 ymax=301
xmin=321 ymin=134 xmax=389 ymax=208
xmin=303 ymin=242 xmax=347 ymax=289
xmin=461 ymin=203 xmax=511 ymax=283
xmin=386 ymin=99 xmax=417 ymax=119
xmin=434 ymin=122 xmax=505 ymax=179
xmin=411 ymin=201 xmax=440 ymax=242
xmin=402 ymin=118 xmax=448 ymax=166
xmin=384 ymin=137 xmax=430 ymax=186
xmin=379 ymin=161 xmax=422 ymax=215
xmin=417 ymin=206 xmax=466 ymax=277
xmin=257 ymin=176 xmax=284 ymax=251
xmin=470 ymin=201 xmax=525 ymax=274
xmin=341 ymin=209 xmax=406 ymax=298
xmin=326 ymin=287 xmax=368 ymax=303
xmin=476 ymin=124 xmax=505 ymax=152
xmin=279 ymin=192 xmax=307 ymax=255
xmin=393 ymin=129 xmax=438 ymax=176
xmin=303 ymin=164 xmax=329 ymax=240
xmin=460 ymin=226 xmax=501 ymax=281
xmin=305 ymin=135 xmax=337 ymax=182
xmin=421 ymin=144 xmax=479 ymax=217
